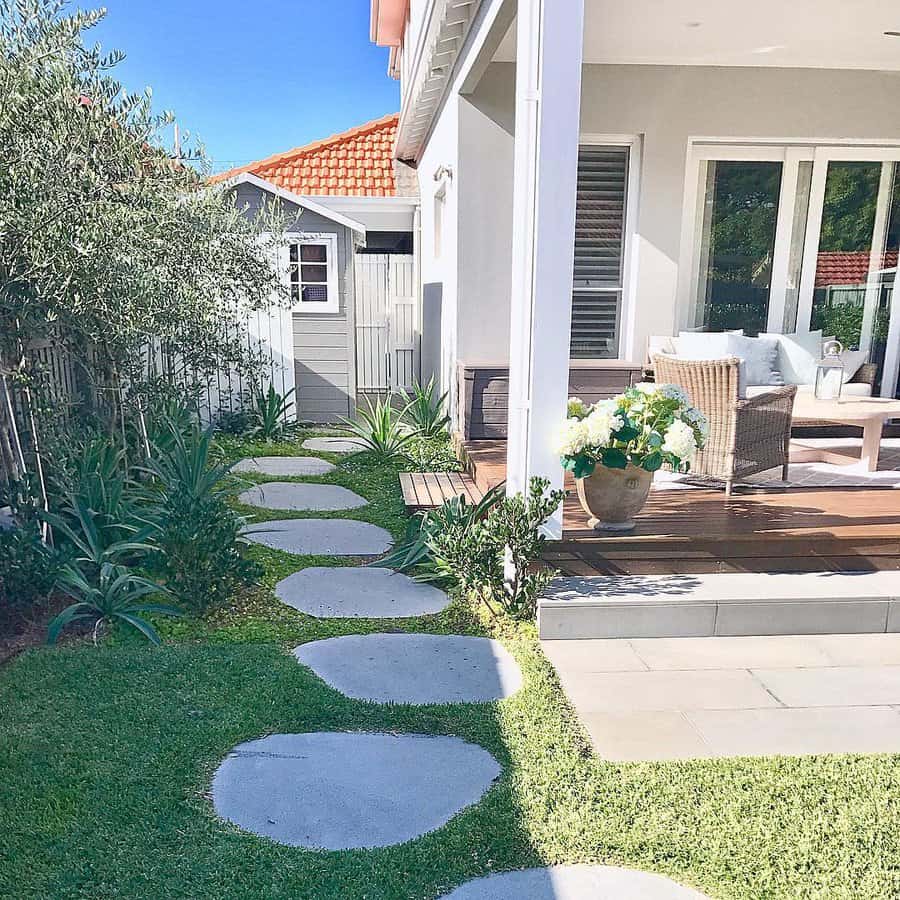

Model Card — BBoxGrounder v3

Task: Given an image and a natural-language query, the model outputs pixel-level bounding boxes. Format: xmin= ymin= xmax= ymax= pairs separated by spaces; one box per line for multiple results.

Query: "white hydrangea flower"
xmin=634 ymin=382 xmax=657 ymax=395
xmin=553 ymin=418 xmax=590 ymax=457
xmin=567 ymin=396 xmax=589 ymax=418
xmin=661 ymin=418 xmax=697 ymax=461
xmin=582 ymin=401 xmax=624 ymax=447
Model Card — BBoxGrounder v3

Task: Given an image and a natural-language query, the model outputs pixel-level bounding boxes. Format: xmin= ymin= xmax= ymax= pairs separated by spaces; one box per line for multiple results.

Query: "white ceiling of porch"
xmin=495 ymin=0 xmax=900 ymax=70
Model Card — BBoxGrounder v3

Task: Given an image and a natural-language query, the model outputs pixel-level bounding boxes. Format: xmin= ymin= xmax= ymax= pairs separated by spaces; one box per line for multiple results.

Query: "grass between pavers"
xmin=2 ymin=431 xmax=900 ymax=899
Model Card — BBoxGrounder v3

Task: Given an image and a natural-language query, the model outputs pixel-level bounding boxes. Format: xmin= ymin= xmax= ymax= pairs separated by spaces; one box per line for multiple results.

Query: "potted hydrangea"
xmin=554 ymin=384 xmax=708 ymax=531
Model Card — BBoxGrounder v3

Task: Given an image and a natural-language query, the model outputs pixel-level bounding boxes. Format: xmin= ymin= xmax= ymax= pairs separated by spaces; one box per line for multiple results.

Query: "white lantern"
xmin=815 ymin=340 xmax=845 ymax=401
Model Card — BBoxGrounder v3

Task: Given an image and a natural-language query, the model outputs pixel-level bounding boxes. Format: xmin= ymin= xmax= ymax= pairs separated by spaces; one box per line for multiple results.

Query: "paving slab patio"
xmin=238 ymin=482 xmax=367 ymax=511
xmin=275 ymin=566 xmax=450 ymax=618
xmin=440 ymin=865 xmax=710 ymax=899
xmin=542 ymin=634 xmax=900 ymax=760
xmin=232 ymin=456 xmax=335 ymax=476
xmin=241 ymin=518 xmax=392 ymax=556
xmin=211 ymin=732 xmax=500 ymax=850
xmin=293 ymin=633 xmax=522 ymax=704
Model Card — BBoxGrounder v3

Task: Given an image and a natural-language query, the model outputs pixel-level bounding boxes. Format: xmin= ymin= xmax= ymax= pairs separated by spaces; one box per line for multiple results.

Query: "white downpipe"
xmin=505 ymin=0 xmax=585 ymax=538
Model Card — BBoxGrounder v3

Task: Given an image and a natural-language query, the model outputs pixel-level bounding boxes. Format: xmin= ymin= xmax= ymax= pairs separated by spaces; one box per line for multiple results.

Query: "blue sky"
xmin=84 ymin=0 xmax=399 ymax=173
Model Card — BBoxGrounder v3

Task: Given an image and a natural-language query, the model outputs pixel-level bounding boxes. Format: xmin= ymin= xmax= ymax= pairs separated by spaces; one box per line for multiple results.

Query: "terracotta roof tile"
xmin=210 ymin=113 xmax=400 ymax=197
xmin=814 ymin=250 xmax=899 ymax=287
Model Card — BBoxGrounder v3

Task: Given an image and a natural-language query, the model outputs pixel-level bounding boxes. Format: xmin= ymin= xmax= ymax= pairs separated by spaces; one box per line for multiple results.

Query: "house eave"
xmin=394 ymin=0 xmax=483 ymax=163
xmin=224 ymin=173 xmax=368 ymax=235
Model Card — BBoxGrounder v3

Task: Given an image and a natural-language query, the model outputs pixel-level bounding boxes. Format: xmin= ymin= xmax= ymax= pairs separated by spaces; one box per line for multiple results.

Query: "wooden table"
xmin=790 ymin=395 xmax=900 ymax=471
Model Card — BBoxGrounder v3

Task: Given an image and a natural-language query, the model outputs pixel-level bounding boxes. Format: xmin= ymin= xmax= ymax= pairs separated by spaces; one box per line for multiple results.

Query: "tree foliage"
xmin=0 ymin=0 xmax=287 ymax=447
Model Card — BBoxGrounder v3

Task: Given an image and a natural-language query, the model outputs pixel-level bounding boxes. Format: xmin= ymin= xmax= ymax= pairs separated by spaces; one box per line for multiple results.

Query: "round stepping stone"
xmin=238 ymin=482 xmax=367 ymax=511
xmin=241 ymin=518 xmax=392 ymax=556
xmin=302 ymin=437 xmax=365 ymax=454
xmin=232 ymin=456 xmax=335 ymax=476
xmin=211 ymin=732 xmax=500 ymax=850
xmin=294 ymin=633 xmax=522 ymax=704
xmin=275 ymin=566 xmax=449 ymax=618
xmin=441 ymin=865 xmax=711 ymax=899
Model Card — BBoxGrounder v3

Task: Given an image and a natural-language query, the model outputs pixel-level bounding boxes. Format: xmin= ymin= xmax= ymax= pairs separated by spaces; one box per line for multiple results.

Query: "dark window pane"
xmin=300 ymin=244 xmax=327 ymax=262
xmin=289 ymin=263 xmax=299 ymax=284
xmin=694 ymin=160 xmax=782 ymax=335
xmin=301 ymin=264 xmax=327 ymax=283
xmin=302 ymin=284 xmax=328 ymax=302
xmin=289 ymin=243 xmax=298 ymax=263
xmin=290 ymin=283 xmax=299 ymax=303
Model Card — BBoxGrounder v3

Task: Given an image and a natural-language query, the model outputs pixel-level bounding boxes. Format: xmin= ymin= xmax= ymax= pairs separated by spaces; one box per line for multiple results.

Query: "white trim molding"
xmin=506 ymin=0 xmax=585 ymax=538
xmin=284 ymin=232 xmax=340 ymax=315
xmin=224 ymin=173 xmax=367 ymax=235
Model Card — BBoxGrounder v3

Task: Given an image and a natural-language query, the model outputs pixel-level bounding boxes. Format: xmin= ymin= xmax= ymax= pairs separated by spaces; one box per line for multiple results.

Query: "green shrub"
xmin=0 ymin=515 xmax=61 ymax=614
xmin=143 ymin=419 xmax=260 ymax=613
xmin=377 ymin=484 xmax=505 ymax=575
xmin=403 ymin=434 xmax=461 ymax=472
xmin=427 ymin=477 xmax=564 ymax=620
xmin=214 ymin=408 xmax=253 ymax=436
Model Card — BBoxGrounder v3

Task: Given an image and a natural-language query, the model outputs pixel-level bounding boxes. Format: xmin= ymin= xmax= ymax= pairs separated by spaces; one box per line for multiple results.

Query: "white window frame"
xmin=574 ymin=133 xmax=642 ymax=361
xmin=285 ymin=232 xmax=339 ymax=314
xmin=678 ymin=139 xmax=900 ymax=397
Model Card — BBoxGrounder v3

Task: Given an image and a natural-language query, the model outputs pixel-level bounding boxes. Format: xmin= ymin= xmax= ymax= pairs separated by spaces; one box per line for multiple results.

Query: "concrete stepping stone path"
xmin=294 ymin=633 xmax=523 ymax=704
xmin=441 ymin=865 xmax=711 ymax=899
xmin=241 ymin=519 xmax=392 ymax=556
xmin=276 ymin=566 xmax=449 ymax=618
xmin=302 ymin=437 xmax=365 ymax=454
xmin=211 ymin=732 xmax=501 ymax=850
xmin=238 ymin=482 xmax=367 ymax=511
xmin=232 ymin=456 xmax=335 ymax=476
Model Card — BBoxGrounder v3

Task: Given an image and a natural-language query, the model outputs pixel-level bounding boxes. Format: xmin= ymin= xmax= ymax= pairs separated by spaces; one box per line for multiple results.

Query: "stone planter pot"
xmin=576 ymin=463 xmax=653 ymax=532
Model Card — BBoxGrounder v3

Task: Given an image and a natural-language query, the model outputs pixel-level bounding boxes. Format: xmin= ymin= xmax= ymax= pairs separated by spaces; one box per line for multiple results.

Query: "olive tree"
xmin=0 ymin=0 xmax=287 ymax=485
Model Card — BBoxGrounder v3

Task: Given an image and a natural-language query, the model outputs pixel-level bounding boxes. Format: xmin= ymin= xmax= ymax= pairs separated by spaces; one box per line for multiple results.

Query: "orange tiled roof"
xmin=815 ymin=250 xmax=899 ymax=287
xmin=210 ymin=113 xmax=399 ymax=197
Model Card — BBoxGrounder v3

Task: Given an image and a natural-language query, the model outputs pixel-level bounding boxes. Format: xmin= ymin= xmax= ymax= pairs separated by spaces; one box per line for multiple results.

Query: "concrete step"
xmin=538 ymin=572 xmax=900 ymax=639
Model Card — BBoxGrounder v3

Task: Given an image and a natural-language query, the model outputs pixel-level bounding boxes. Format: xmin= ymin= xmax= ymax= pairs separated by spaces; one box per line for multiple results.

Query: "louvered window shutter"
xmin=570 ymin=145 xmax=629 ymax=358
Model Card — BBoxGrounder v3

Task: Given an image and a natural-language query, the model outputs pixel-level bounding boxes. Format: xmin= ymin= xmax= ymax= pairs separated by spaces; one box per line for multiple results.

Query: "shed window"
xmin=287 ymin=234 xmax=339 ymax=313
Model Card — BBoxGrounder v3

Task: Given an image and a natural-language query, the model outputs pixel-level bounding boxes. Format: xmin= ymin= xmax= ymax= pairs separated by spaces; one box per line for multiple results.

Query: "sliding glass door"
xmin=685 ymin=144 xmax=900 ymax=397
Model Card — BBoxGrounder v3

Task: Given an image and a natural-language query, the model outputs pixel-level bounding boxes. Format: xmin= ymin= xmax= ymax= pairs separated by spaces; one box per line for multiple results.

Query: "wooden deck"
xmin=399 ymin=471 xmax=486 ymax=511
xmin=459 ymin=439 xmax=900 ymax=575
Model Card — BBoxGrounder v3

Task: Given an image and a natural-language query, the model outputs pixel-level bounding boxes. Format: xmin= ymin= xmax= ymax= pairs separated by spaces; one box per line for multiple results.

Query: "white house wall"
xmin=436 ymin=62 xmax=900 ymax=366
xmin=417 ymin=91 xmax=461 ymax=423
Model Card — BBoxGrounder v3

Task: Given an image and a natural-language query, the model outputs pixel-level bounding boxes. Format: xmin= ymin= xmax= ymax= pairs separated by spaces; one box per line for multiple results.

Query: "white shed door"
xmin=354 ymin=253 xmax=417 ymax=391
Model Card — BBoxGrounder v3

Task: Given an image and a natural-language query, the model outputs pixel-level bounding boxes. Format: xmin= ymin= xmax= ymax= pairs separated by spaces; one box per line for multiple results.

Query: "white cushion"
xmin=674 ymin=331 xmax=731 ymax=358
xmin=647 ymin=335 xmax=676 ymax=358
xmin=725 ymin=334 xmax=784 ymax=386
xmin=760 ymin=330 xmax=823 ymax=385
xmin=839 ymin=349 xmax=868 ymax=383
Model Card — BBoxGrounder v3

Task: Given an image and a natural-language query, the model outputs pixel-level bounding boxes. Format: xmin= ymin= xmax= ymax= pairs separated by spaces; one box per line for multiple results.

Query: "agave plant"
xmin=142 ymin=418 xmax=233 ymax=501
xmin=250 ymin=385 xmax=295 ymax=441
xmin=400 ymin=376 xmax=450 ymax=438
xmin=339 ymin=396 xmax=417 ymax=463
xmin=47 ymin=561 xmax=181 ymax=646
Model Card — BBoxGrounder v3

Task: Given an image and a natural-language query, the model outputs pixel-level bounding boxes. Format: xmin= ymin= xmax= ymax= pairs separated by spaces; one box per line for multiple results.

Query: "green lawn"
xmin=2 ymin=434 xmax=900 ymax=899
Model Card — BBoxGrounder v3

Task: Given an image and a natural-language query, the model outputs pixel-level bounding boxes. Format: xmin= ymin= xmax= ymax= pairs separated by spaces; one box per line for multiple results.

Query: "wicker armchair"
xmin=652 ymin=355 xmax=797 ymax=496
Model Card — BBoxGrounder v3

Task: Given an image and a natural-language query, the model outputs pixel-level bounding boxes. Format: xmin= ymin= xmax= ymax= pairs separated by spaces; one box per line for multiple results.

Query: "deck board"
xmin=460 ymin=438 xmax=900 ymax=575
xmin=399 ymin=472 xmax=486 ymax=512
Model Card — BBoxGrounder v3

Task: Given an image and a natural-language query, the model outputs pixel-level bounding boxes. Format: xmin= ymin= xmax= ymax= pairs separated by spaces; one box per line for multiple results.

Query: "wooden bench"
xmin=399 ymin=472 xmax=486 ymax=511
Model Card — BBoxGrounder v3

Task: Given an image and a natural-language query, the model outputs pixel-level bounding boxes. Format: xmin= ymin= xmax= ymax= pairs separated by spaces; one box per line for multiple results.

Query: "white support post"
xmin=505 ymin=0 xmax=584 ymax=538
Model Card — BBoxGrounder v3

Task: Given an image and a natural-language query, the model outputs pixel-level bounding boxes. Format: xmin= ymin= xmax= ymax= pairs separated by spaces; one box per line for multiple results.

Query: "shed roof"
xmin=210 ymin=113 xmax=400 ymax=197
